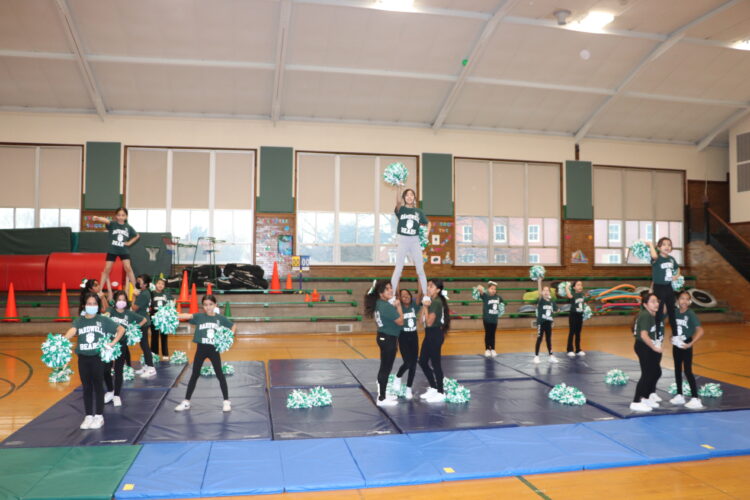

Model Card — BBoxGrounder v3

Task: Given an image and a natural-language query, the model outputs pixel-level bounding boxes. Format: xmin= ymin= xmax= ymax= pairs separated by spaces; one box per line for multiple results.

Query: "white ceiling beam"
xmin=271 ymin=0 xmax=293 ymax=123
xmin=53 ymin=0 xmax=106 ymax=120
xmin=431 ymin=0 xmax=519 ymax=131
xmin=573 ymin=0 xmax=741 ymax=143
xmin=87 ymin=54 xmax=276 ymax=70
xmin=292 ymin=0 xmax=491 ymax=20
xmin=697 ymin=108 xmax=750 ymax=151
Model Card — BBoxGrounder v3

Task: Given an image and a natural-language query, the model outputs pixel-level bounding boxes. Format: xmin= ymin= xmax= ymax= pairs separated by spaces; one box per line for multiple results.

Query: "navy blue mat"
xmin=495 ymin=350 xmax=642 ymax=378
xmin=655 ymin=374 xmax=750 ymax=415
xmin=268 ymin=387 xmax=398 ymax=439
xmin=139 ymin=387 xmax=271 ymax=443
xmin=268 ymin=358 xmax=360 ymax=388
xmin=278 ymin=438 xmax=365 ymax=492
xmin=74 ymin=361 xmax=186 ymax=392
xmin=176 ymin=360 xmax=266 ymax=393
xmin=3 ymin=389 xmax=167 ymax=448
xmin=202 ymin=440 xmax=284 ymax=496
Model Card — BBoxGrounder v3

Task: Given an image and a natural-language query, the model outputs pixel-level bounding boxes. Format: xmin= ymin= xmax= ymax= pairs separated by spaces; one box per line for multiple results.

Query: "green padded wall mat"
xmin=258 ymin=146 xmax=294 ymax=213
xmin=565 ymin=160 xmax=593 ymax=220
xmin=0 ymin=228 xmax=72 ymax=255
xmin=421 ymin=153 xmax=453 ymax=216
xmin=84 ymin=142 xmax=121 ymax=210
xmin=0 ymin=447 xmax=70 ymax=500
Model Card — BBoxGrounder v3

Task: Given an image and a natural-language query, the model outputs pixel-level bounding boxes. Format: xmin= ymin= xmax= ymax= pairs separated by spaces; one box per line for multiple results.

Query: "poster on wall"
xmin=425 ymin=217 xmax=454 ymax=268
xmin=255 ymin=214 xmax=295 ymax=277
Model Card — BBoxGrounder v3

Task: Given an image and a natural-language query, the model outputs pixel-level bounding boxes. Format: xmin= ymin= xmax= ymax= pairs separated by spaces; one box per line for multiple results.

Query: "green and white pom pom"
xmin=286 ymin=389 xmax=310 ymax=409
xmin=668 ymin=381 xmax=692 ymax=396
xmin=557 ymin=282 xmax=570 ymax=297
xmin=386 ymin=374 xmax=407 ymax=398
xmin=698 ymin=383 xmax=723 ymax=398
xmin=170 ymin=350 xmax=188 ymax=365
xmin=308 ymin=386 xmax=333 ymax=407
xmin=629 ymin=241 xmax=650 ymax=262
xmin=472 ymin=286 xmax=482 ymax=301
xmin=125 ymin=322 xmax=142 ymax=346
xmin=548 ymin=383 xmax=587 ymax=406
xmin=443 ymin=377 xmax=471 ymax=404
xmin=98 ymin=341 xmax=122 ymax=363
xmin=122 ymin=365 xmax=135 ymax=381
xmin=529 ymin=265 xmax=546 ymax=281
xmin=496 ymin=302 xmax=506 ymax=318
xmin=141 ymin=354 xmax=160 ymax=366
xmin=200 ymin=364 xmax=215 ymax=377
xmin=213 ymin=326 xmax=234 ymax=354
xmin=152 ymin=301 xmax=179 ymax=335
xmin=604 ymin=369 xmax=629 ymax=386
xmin=418 ymin=225 xmax=429 ymax=250
xmin=222 ymin=363 xmax=235 ymax=375
xmin=48 ymin=366 xmax=73 ymax=383
xmin=583 ymin=304 xmax=593 ymax=321
xmin=383 ymin=162 xmax=409 ymax=186
xmin=41 ymin=333 xmax=72 ymax=369
xmin=671 ymin=275 xmax=685 ymax=292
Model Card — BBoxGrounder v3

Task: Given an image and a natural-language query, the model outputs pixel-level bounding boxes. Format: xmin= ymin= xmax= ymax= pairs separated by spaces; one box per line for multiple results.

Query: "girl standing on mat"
xmin=419 ymin=278 xmax=451 ymax=403
xmin=63 ymin=292 xmax=124 ymax=430
xmin=565 ymin=280 xmax=586 ymax=357
xmin=670 ymin=290 xmax=705 ymax=410
xmin=391 ymin=188 xmax=430 ymax=305
xmin=630 ymin=292 xmax=663 ymax=413
xmin=132 ymin=274 xmax=157 ymax=379
xmin=175 ymin=294 xmax=235 ymax=412
xmin=104 ymin=290 xmax=148 ymax=407
xmin=533 ymin=278 xmax=558 ymax=364
xmin=475 ymin=281 xmax=504 ymax=358
xmin=647 ymin=237 xmax=680 ymax=338
xmin=364 ymin=280 xmax=403 ymax=407
xmin=92 ymin=208 xmax=139 ymax=294
xmin=392 ymin=288 xmax=418 ymax=400
xmin=150 ymin=277 xmax=172 ymax=361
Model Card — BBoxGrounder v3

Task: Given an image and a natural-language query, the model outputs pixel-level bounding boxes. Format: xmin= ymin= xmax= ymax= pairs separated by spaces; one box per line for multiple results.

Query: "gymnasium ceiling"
xmin=2 ymin=0 xmax=750 ymax=148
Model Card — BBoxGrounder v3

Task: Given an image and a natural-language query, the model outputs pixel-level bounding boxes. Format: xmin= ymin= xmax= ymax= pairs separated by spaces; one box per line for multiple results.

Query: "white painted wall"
xmin=729 ymin=114 xmax=750 ymax=223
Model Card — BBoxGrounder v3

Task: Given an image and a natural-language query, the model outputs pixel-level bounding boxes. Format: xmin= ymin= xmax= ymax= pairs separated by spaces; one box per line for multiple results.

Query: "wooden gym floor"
xmin=1 ymin=322 xmax=749 ymax=500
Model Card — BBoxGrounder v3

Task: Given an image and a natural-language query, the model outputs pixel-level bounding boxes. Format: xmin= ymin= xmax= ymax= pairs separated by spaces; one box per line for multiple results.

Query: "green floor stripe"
xmin=517 ymin=475 xmax=552 ymax=500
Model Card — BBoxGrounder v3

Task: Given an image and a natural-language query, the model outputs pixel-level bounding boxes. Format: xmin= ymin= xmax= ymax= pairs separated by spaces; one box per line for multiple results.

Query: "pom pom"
xmin=122 ymin=365 xmax=135 ymax=381
xmin=443 ymin=377 xmax=471 ymax=404
xmin=98 ymin=341 xmax=122 ymax=363
xmin=48 ymin=366 xmax=73 ymax=383
xmin=671 ymin=275 xmax=685 ymax=292
xmin=222 ymin=363 xmax=234 ymax=375
xmin=286 ymin=389 xmax=310 ymax=409
xmin=671 ymin=335 xmax=687 ymax=348
xmin=582 ymin=304 xmax=593 ymax=321
xmin=200 ymin=362 xmax=235 ymax=376
xmin=141 ymin=354 xmax=160 ymax=366
xmin=496 ymin=302 xmax=506 ymax=317
xmin=652 ymin=338 xmax=663 ymax=349
xmin=629 ymin=241 xmax=650 ymax=262
xmin=668 ymin=381 xmax=692 ymax=396
xmin=125 ymin=322 xmax=142 ymax=346
xmin=557 ymin=282 xmax=570 ymax=297
xmin=529 ymin=265 xmax=546 ymax=281
xmin=548 ymin=383 xmax=586 ymax=406
xmin=41 ymin=333 xmax=72 ymax=369
xmin=308 ymin=386 xmax=333 ymax=407
xmin=383 ymin=162 xmax=409 ymax=186
xmin=418 ymin=225 xmax=429 ymax=250
xmin=170 ymin=350 xmax=188 ymax=365
xmin=152 ymin=301 xmax=179 ymax=335
xmin=604 ymin=369 xmax=629 ymax=386
xmin=698 ymin=383 xmax=723 ymax=398
xmin=213 ymin=326 xmax=234 ymax=354
xmin=471 ymin=286 xmax=482 ymax=301
xmin=386 ymin=374 xmax=407 ymax=398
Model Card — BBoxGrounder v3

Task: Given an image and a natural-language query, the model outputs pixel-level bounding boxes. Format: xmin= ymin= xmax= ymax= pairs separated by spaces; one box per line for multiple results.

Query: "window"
xmin=608 ymin=221 xmax=621 ymax=244
xmin=494 ymin=253 xmax=508 ymax=264
xmin=529 ymin=253 xmax=540 ymax=263
xmin=528 ymin=224 xmax=540 ymax=243
xmin=462 ymin=225 xmax=473 ymax=243
xmin=494 ymin=224 xmax=506 ymax=243
xmin=607 ymin=253 xmax=621 ymax=264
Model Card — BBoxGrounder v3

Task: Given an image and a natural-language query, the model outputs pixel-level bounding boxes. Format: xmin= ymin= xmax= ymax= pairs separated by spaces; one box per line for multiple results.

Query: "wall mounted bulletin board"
xmin=255 ymin=213 xmax=296 ymax=278
xmin=81 ymin=211 xmax=114 ymax=232
xmin=423 ymin=216 xmax=455 ymax=268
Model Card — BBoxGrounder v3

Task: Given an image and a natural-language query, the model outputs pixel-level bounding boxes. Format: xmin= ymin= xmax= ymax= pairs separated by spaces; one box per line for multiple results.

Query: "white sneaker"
xmin=175 ymin=400 xmax=191 ymax=411
xmin=649 ymin=392 xmax=662 ymax=403
xmin=484 ymin=349 xmax=492 ymax=358
xmin=685 ymin=398 xmax=704 ymax=410
xmin=89 ymin=415 xmax=104 ymax=429
xmin=567 ymin=352 xmax=575 ymax=358
xmin=491 ymin=350 xmax=497 ymax=357
xmin=642 ymin=397 xmax=659 ymax=408
xmin=422 ymin=296 xmax=432 ymax=306
xmin=533 ymin=356 xmax=540 ymax=364
xmin=376 ymin=397 xmax=398 ymax=407
xmin=140 ymin=366 xmax=157 ymax=379
xmin=80 ymin=415 xmax=94 ymax=430
xmin=392 ymin=377 xmax=402 ymax=391
xmin=549 ymin=355 xmax=559 ymax=363
xmin=405 ymin=387 xmax=413 ymax=400
xmin=577 ymin=351 xmax=586 ymax=357
xmin=426 ymin=392 xmax=446 ymax=403
xmin=134 ymin=367 xmax=146 ymax=375
xmin=670 ymin=394 xmax=686 ymax=406
xmin=629 ymin=401 xmax=653 ymax=412
xmin=420 ymin=387 xmax=438 ymax=400
xmin=104 ymin=391 xmax=114 ymax=404
xmin=112 ymin=396 xmax=122 ymax=407
xmin=222 ymin=400 xmax=232 ymax=412
xmin=161 ymin=356 xmax=170 ymax=361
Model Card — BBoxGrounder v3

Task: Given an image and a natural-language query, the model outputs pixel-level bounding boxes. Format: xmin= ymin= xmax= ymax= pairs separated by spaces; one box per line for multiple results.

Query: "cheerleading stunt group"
xmin=62 ymin=190 xmax=705 ymax=430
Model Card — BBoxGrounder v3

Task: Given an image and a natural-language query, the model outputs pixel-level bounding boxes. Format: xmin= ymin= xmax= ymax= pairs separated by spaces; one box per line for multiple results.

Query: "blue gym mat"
xmin=2 ymin=389 xmax=167 ymax=448
xmin=268 ymin=358 xmax=360 ymax=388
xmin=74 ymin=361 xmax=186 ymax=392
xmin=175 ymin=360 xmax=267 ymax=392
xmin=268 ymin=386 xmax=399 ymax=439
xmin=278 ymin=438 xmax=365 ymax=492
xmin=201 ymin=440 xmax=284 ymax=496
xmin=495 ymin=350 xmax=642 ymax=378
xmin=139 ymin=387 xmax=271 ymax=443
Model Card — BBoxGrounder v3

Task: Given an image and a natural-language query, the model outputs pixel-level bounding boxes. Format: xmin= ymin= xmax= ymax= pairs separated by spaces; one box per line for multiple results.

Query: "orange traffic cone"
xmin=269 ymin=262 xmax=281 ymax=294
xmin=206 ymin=283 xmax=213 ymax=295
xmin=189 ymin=283 xmax=199 ymax=314
xmin=285 ymin=274 xmax=293 ymax=290
xmin=179 ymin=270 xmax=189 ymax=303
xmin=311 ymin=289 xmax=320 ymax=302
xmin=55 ymin=282 xmax=71 ymax=322
xmin=3 ymin=283 xmax=20 ymax=322
xmin=116 ymin=280 xmax=123 ymax=291
xmin=304 ymin=293 xmax=311 ymax=303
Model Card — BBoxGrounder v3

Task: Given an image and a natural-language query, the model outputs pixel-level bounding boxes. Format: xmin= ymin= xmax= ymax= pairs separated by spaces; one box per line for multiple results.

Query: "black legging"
xmin=122 ymin=342 xmax=132 ymax=367
xmin=184 ymin=343 xmax=229 ymax=400
xmin=103 ymin=339 xmax=128 ymax=396
xmin=419 ymin=327 xmax=444 ymax=393
xmin=535 ymin=321 xmax=552 ymax=355
xmin=376 ymin=333 xmax=398 ymax=400
xmin=673 ymin=346 xmax=698 ymax=397
xmin=396 ymin=330 xmax=418 ymax=387
xmin=139 ymin=324 xmax=154 ymax=367
xmin=566 ymin=313 xmax=583 ymax=353
xmin=150 ymin=326 xmax=169 ymax=357
xmin=654 ymin=283 xmax=676 ymax=338
xmin=78 ymin=355 xmax=105 ymax=415
xmin=483 ymin=320 xmax=497 ymax=350
xmin=633 ymin=340 xmax=662 ymax=402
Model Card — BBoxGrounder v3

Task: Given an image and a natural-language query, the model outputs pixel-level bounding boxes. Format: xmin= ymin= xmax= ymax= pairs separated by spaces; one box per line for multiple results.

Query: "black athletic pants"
xmin=566 ymin=313 xmax=583 ymax=353
xmin=673 ymin=346 xmax=698 ymax=397
xmin=654 ymin=283 xmax=676 ymax=338
xmin=103 ymin=339 xmax=127 ymax=396
xmin=483 ymin=320 xmax=497 ymax=350
xmin=139 ymin=324 xmax=154 ymax=367
xmin=633 ymin=340 xmax=662 ymax=402
xmin=184 ymin=343 xmax=228 ymax=400
xmin=376 ymin=333 xmax=398 ymax=400
xmin=150 ymin=326 xmax=169 ymax=357
xmin=535 ymin=321 xmax=553 ymax=356
xmin=419 ymin=327 xmax=444 ymax=393
xmin=396 ymin=330 xmax=418 ymax=387
xmin=78 ymin=355 xmax=105 ymax=415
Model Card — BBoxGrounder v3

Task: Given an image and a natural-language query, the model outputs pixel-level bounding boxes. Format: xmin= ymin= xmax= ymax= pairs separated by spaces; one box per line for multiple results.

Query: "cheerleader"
xmin=150 ymin=277 xmax=172 ymax=361
xmin=390 ymin=188 xmax=430 ymax=304
xmin=670 ymin=290 xmax=705 ymax=409
xmin=475 ymin=281 xmax=504 ymax=357
xmin=364 ymin=281 xmax=403 ymax=407
xmin=131 ymin=274 xmax=157 ymax=378
xmin=419 ymin=279 xmax=451 ymax=403
xmin=175 ymin=294 xmax=235 ymax=412
xmin=631 ymin=292 xmax=663 ymax=412
xmin=92 ymin=207 xmax=139 ymax=294
xmin=647 ymin=238 xmax=680 ymax=338
xmin=533 ymin=278 xmax=558 ymax=364
xmin=62 ymin=293 xmax=124 ymax=430
xmin=565 ymin=280 xmax=586 ymax=357
xmin=392 ymin=289 xmax=418 ymax=400
xmin=104 ymin=290 xmax=148 ymax=407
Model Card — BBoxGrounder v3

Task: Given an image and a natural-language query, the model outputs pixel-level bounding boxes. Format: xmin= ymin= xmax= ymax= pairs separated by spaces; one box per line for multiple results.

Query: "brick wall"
xmin=688 ymin=240 xmax=749 ymax=321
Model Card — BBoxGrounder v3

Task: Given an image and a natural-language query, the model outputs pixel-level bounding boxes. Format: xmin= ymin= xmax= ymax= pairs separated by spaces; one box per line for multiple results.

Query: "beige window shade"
xmin=593 ymin=167 xmax=623 ymax=219
xmin=624 ymin=169 xmax=654 ymax=220
xmin=0 ymin=147 xmax=35 ymax=207
xmin=215 ymin=152 xmax=254 ymax=210
xmin=492 ymin=162 xmax=525 ymax=217
xmin=653 ymin=171 xmax=683 ymax=220
xmin=527 ymin=164 xmax=560 ymax=217
xmin=172 ymin=151 xmax=209 ymax=209
xmin=127 ymin=149 xmax=167 ymax=209
xmin=379 ymin=156 xmax=417 ymax=212
xmin=297 ymin=154 xmax=335 ymax=211
xmin=455 ymin=159 xmax=489 ymax=216
xmin=339 ymin=155 xmax=375 ymax=212
xmin=39 ymin=147 xmax=81 ymax=209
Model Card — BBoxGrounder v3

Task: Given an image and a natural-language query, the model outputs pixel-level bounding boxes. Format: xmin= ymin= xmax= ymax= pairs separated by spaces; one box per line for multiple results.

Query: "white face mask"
xmin=84 ymin=305 xmax=99 ymax=315
xmin=116 ymin=301 xmax=127 ymax=310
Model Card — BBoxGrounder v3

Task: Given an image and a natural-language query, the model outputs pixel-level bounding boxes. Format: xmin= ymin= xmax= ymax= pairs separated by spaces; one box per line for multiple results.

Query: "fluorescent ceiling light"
xmin=374 ymin=0 xmax=414 ymax=12
xmin=733 ymin=39 xmax=750 ymax=50
xmin=574 ymin=11 xmax=615 ymax=32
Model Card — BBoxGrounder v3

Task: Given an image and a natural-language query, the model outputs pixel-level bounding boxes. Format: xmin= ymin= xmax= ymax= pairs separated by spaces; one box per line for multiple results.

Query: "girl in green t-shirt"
xmin=392 ymin=289 xmax=419 ymax=400
xmin=630 ymin=292 xmax=664 ymax=413
xmin=92 ymin=207 xmax=139 ymax=295
xmin=565 ymin=280 xmax=587 ymax=357
xmin=475 ymin=281 xmax=505 ymax=358
xmin=104 ymin=290 xmax=148 ymax=407
xmin=670 ymin=290 xmax=705 ymax=409
xmin=533 ymin=278 xmax=559 ymax=364
xmin=390 ymin=188 xmax=430 ymax=305
xmin=364 ymin=280 xmax=404 ymax=406
xmin=418 ymin=278 xmax=451 ymax=403
xmin=646 ymin=237 xmax=681 ymax=338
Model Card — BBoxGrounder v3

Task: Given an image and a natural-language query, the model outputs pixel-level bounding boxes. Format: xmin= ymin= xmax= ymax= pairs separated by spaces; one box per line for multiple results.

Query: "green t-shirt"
xmin=651 ymin=255 xmax=679 ymax=285
xmin=375 ymin=299 xmax=401 ymax=337
xmin=73 ymin=315 xmax=119 ymax=356
xmin=675 ymin=309 xmax=701 ymax=340
xmin=481 ymin=293 xmax=504 ymax=324
xmin=134 ymin=289 xmax=152 ymax=316
xmin=150 ymin=291 xmax=172 ymax=314
xmin=536 ymin=298 xmax=558 ymax=323
xmin=109 ymin=309 xmax=148 ymax=328
xmin=570 ymin=292 xmax=586 ymax=314
xmin=106 ymin=221 xmax=138 ymax=255
xmin=395 ymin=206 xmax=428 ymax=237
xmin=401 ymin=304 xmax=418 ymax=333
xmin=427 ymin=299 xmax=444 ymax=330
xmin=189 ymin=313 xmax=234 ymax=345
xmin=633 ymin=310 xmax=661 ymax=343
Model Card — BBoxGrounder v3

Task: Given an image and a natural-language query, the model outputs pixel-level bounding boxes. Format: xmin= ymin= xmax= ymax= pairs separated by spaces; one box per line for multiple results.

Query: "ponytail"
xmin=364 ymin=280 xmax=389 ymax=319
xmin=429 ymin=278 xmax=451 ymax=334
